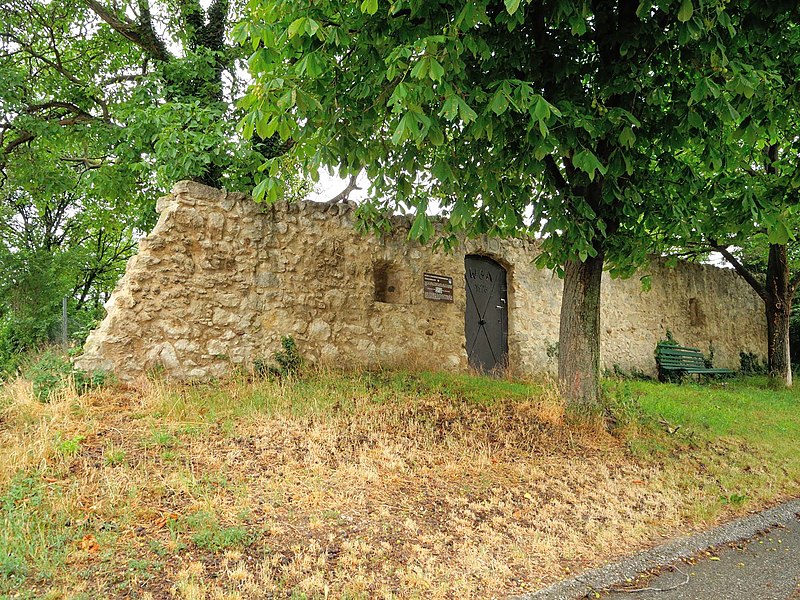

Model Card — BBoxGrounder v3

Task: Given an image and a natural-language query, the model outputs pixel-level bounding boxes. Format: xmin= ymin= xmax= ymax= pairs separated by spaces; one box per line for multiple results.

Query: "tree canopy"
xmin=659 ymin=2 xmax=800 ymax=385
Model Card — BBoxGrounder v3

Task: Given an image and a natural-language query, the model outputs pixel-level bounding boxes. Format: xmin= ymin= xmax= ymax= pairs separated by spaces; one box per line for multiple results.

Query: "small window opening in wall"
xmin=373 ymin=261 xmax=403 ymax=304
xmin=688 ymin=297 xmax=706 ymax=327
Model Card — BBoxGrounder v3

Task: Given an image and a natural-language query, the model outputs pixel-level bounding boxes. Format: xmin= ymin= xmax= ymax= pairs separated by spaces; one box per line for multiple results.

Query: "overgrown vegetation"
xmin=1 ymin=366 xmax=798 ymax=598
xmin=253 ymin=335 xmax=303 ymax=379
xmin=16 ymin=349 xmax=107 ymax=401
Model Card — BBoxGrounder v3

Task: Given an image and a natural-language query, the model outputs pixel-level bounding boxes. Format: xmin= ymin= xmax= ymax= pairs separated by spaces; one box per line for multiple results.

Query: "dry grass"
xmin=0 ymin=369 xmax=796 ymax=599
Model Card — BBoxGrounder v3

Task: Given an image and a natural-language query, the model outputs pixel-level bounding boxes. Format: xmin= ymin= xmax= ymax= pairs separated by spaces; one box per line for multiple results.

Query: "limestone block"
xmin=145 ymin=343 xmax=180 ymax=373
xmin=308 ymin=320 xmax=332 ymax=341
xmin=207 ymin=212 xmax=225 ymax=233
xmin=207 ymin=339 xmax=228 ymax=356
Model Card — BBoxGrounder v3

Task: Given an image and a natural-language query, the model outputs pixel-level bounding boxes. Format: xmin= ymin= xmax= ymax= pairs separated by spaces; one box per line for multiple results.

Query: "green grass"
xmin=171 ymin=510 xmax=254 ymax=553
xmin=3 ymin=368 xmax=800 ymax=597
xmin=0 ymin=473 xmax=84 ymax=594
xmin=150 ymin=369 xmax=545 ymax=424
xmin=622 ymin=376 xmax=800 ymax=446
xmin=606 ymin=375 xmax=800 ymax=518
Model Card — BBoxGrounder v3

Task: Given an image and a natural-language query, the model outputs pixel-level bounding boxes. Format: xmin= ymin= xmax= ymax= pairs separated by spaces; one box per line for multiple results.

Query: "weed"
xmin=740 ymin=351 xmax=766 ymax=375
xmin=23 ymin=351 xmax=73 ymax=401
xmin=720 ymin=493 xmax=748 ymax=507
xmin=0 ymin=473 xmax=77 ymax=593
xmin=149 ymin=429 xmax=178 ymax=449
xmin=53 ymin=433 xmax=84 ymax=458
xmin=104 ymin=445 xmax=126 ymax=466
xmin=609 ymin=364 xmax=655 ymax=381
xmin=273 ymin=334 xmax=302 ymax=374
xmin=601 ymin=382 xmax=645 ymax=430
xmin=182 ymin=511 xmax=252 ymax=552
xmin=21 ymin=350 xmax=107 ymax=401
xmin=255 ymin=335 xmax=303 ymax=379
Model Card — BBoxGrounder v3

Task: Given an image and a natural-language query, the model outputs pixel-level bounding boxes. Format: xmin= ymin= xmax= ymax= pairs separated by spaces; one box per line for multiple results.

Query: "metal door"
xmin=465 ymin=255 xmax=508 ymax=372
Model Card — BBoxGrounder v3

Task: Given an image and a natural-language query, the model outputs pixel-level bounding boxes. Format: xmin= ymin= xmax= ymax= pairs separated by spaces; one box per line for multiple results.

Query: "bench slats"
xmin=656 ymin=343 xmax=735 ymax=377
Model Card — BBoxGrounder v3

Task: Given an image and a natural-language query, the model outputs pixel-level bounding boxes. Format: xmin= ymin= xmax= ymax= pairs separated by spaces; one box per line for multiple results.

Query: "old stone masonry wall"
xmin=77 ymin=181 xmax=767 ymax=380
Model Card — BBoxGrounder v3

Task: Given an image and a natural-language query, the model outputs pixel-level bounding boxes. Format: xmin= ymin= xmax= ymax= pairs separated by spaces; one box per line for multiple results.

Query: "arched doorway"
xmin=464 ymin=255 xmax=508 ymax=372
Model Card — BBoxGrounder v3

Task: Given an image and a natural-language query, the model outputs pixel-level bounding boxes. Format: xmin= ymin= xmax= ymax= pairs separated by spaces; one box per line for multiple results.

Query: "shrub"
xmin=740 ymin=351 xmax=766 ymax=375
xmin=254 ymin=335 xmax=303 ymax=379
xmin=20 ymin=349 xmax=107 ymax=402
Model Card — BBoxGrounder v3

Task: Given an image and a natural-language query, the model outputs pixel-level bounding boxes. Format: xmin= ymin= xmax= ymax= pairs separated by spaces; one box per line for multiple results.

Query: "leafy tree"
xmin=0 ymin=0 xmax=310 ymax=363
xmin=661 ymin=3 xmax=800 ymax=386
xmin=240 ymin=0 xmax=744 ymax=408
xmin=0 ymin=0 xmax=276 ymax=191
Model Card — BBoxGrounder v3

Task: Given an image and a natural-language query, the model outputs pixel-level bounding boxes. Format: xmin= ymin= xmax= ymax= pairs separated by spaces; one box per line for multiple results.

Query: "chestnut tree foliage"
xmin=239 ymin=0 xmax=770 ymax=406
xmin=662 ymin=3 xmax=800 ymax=386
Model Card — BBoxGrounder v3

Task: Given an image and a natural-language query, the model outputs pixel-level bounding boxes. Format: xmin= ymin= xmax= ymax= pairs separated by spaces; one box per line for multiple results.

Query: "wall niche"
xmin=373 ymin=260 xmax=406 ymax=304
xmin=688 ymin=297 xmax=706 ymax=327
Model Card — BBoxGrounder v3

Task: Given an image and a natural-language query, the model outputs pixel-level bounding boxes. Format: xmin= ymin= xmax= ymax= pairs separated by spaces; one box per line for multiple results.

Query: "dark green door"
xmin=465 ymin=255 xmax=508 ymax=372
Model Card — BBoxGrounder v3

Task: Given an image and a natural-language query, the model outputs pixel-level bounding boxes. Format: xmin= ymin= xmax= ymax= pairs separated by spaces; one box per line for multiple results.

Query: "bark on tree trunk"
xmin=558 ymin=252 xmax=605 ymax=411
xmin=766 ymin=244 xmax=793 ymax=387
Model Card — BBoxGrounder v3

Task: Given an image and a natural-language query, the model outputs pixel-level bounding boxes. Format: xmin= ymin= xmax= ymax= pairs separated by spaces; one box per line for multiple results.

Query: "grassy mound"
xmin=1 ymin=365 xmax=798 ymax=598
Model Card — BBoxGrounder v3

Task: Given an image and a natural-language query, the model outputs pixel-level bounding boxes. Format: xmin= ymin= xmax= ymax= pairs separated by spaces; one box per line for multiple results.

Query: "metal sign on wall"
xmin=423 ymin=273 xmax=454 ymax=303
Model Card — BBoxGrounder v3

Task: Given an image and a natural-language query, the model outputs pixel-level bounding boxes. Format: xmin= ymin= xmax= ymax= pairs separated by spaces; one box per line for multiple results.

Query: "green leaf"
xmin=457 ymin=98 xmax=478 ymax=123
xmin=531 ymin=95 xmax=551 ymax=122
xmin=411 ymin=57 xmax=429 ymax=80
xmin=450 ymin=200 xmax=471 ymax=227
xmin=504 ymin=0 xmax=521 ymax=16
xmin=687 ymin=111 xmax=704 ymax=130
xmin=391 ymin=114 xmax=409 ymax=145
xmin=428 ymin=58 xmax=445 ymax=82
xmin=409 ymin=212 xmax=434 ymax=243
xmin=441 ymin=96 xmax=459 ymax=121
xmin=489 ymin=91 xmax=509 ymax=115
xmin=287 ymin=18 xmax=306 ymax=38
xmin=428 ymin=126 xmax=445 ymax=146
xmin=618 ymin=127 xmax=635 ymax=148
xmin=768 ymin=221 xmax=791 ymax=245
xmin=572 ymin=149 xmax=606 ymax=181
xmin=305 ymin=18 xmax=321 ymax=37
xmin=678 ymin=0 xmax=693 ymax=23
xmin=361 ymin=0 xmax=379 ymax=15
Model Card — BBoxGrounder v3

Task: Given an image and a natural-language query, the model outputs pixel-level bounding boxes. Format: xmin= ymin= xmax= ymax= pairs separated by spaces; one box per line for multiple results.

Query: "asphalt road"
xmin=601 ymin=516 xmax=800 ymax=600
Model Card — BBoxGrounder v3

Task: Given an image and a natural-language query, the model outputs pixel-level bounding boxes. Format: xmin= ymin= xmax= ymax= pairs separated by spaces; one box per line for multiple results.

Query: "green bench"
xmin=655 ymin=343 xmax=735 ymax=380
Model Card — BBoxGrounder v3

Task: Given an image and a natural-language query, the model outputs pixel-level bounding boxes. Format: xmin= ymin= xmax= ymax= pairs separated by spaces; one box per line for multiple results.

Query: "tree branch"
xmin=790 ymin=270 xmax=800 ymax=297
xmin=324 ymin=175 xmax=359 ymax=204
xmin=83 ymin=0 xmax=173 ymax=62
xmin=713 ymin=243 xmax=767 ymax=301
xmin=544 ymin=155 xmax=569 ymax=192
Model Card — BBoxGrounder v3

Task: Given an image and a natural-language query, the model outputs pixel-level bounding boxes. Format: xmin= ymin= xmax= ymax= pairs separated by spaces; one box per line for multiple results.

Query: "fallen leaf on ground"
xmin=78 ymin=535 xmax=100 ymax=554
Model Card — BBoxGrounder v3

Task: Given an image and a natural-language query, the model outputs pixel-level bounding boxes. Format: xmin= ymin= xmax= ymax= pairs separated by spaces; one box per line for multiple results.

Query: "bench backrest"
xmin=656 ymin=344 xmax=707 ymax=369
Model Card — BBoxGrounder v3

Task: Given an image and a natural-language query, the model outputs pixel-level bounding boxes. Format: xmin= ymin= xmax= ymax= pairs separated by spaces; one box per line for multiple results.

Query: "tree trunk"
xmin=558 ymin=252 xmax=605 ymax=411
xmin=766 ymin=243 xmax=793 ymax=387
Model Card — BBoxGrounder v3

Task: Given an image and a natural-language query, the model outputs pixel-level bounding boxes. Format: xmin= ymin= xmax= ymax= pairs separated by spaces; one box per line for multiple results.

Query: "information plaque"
xmin=423 ymin=273 xmax=454 ymax=303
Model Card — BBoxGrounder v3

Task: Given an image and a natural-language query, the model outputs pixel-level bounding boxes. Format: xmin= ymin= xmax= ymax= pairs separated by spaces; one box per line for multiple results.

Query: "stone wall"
xmin=76 ymin=181 xmax=767 ymax=380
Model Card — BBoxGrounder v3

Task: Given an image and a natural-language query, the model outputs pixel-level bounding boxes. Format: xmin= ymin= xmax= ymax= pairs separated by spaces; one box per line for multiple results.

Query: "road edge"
xmin=516 ymin=498 xmax=800 ymax=600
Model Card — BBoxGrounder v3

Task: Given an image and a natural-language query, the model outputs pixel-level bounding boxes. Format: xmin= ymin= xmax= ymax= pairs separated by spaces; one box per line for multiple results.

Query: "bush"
xmin=254 ymin=335 xmax=303 ymax=379
xmin=0 ymin=314 xmax=59 ymax=376
xmin=20 ymin=349 xmax=107 ymax=402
